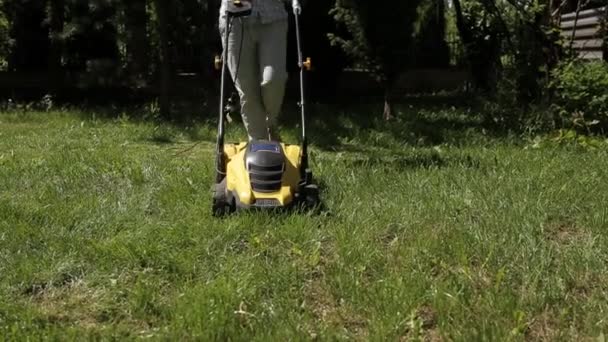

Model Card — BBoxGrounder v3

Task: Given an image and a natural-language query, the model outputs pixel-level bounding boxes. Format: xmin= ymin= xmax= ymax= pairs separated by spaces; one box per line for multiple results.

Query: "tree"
xmin=453 ymin=0 xmax=564 ymax=103
xmin=604 ymin=6 xmax=608 ymax=62
xmin=509 ymin=0 xmax=562 ymax=104
xmin=292 ymin=0 xmax=346 ymax=101
xmin=154 ymin=0 xmax=171 ymax=118
xmin=452 ymin=0 xmax=504 ymax=92
xmin=0 ymin=4 xmax=10 ymax=70
xmin=329 ymin=0 xmax=423 ymax=120
xmin=3 ymin=0 xmax=50 ymax=72
xmin=63 ymin=0 xmax=120 ymax=76
xmin=48 ymin=0 xmax=65 ymax=91
xmin=203 ymin=0 xmax=221 ymax=72
xmin=123 ymin=0 xmax=149 ymax=84
xmin=414 ymin=0 xmax=450 ymax=68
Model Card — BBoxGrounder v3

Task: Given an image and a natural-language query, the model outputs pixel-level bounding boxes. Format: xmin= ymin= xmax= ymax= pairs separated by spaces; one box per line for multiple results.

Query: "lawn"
xmin=1 ymin=104 xmax=607 ymax=340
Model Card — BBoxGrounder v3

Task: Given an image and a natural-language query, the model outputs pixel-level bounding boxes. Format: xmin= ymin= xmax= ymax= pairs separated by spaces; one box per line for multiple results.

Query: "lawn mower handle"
xmin=216 ymin=2 xmax=309 ymax=182
xmin=293 ymin=3 xmax=309 ymax=173
xmin=292 ymin=0 xmax=302 ymax=15
xmin=215 ymin=13 xmax=234 ymax=183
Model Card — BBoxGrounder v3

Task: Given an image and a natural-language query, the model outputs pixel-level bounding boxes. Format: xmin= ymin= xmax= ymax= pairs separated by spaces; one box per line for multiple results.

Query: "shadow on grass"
xmin=339 ymin=152 xmax=481 ymax=171
xmin=65 ymin=101 xmax=218 ymax=145
xmin=59 ymin=93 xmax=508 ymax=151
xmin=276 ymin=95 xmax=507 ymax=151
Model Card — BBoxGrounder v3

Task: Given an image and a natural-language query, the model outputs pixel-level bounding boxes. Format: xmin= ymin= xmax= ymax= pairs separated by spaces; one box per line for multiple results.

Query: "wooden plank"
xmin=559 ymin=7 xmax=606 ymax=60
xmin=561 ymin=7 xmax=606 ymax=21
xmin=560 ymin=15 xmax=601 ymax=29
xmin=570 ymin=39 xmax=604 ymax=49
xmin=561 ymin=27 xmax=601 ymax=39
xmin=578 ymin=50 xmax=604 ymax=59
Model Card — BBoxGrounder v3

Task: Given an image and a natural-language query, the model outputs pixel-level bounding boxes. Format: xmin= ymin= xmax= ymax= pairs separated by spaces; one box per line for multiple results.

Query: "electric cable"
xmin=225 ymin=17 xmax=246 ymax=121
xmin=215 ymin=13 xmax=247 ymax=176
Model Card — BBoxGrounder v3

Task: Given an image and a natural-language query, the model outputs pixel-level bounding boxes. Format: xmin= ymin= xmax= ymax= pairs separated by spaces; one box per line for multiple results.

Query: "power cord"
xmin=225 ymin=18 xmax=246 ymax=123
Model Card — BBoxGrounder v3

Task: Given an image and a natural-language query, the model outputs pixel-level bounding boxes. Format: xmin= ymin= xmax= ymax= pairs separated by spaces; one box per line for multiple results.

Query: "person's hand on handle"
xmin=292 ymin=0 xmax=301 ymax=15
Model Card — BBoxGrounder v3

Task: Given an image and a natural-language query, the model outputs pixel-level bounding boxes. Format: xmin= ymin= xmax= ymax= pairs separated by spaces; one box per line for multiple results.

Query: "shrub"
xmin=0 ymin=10 xmax=9 ymax=70
xmin=551 ymin=61 xmax=608 ymax=133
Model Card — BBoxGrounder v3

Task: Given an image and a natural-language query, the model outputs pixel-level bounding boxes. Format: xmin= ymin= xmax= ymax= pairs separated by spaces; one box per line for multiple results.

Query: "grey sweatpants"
xmin=221 ymin=17 xmax=288 ymax=141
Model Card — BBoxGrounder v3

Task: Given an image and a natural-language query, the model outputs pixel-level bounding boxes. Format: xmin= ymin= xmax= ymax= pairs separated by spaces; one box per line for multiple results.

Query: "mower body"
xmin=213 ymin=3 xmax=317 ymax=215
xmin=213 ymin=141 xmax=317 ymax=213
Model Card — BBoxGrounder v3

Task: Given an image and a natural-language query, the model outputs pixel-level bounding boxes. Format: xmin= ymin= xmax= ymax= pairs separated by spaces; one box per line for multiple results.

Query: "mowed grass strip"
xmin=1 ymin=108 xmax=607 ymax=340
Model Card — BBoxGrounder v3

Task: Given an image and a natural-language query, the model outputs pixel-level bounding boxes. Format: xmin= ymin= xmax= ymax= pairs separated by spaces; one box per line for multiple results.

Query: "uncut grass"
xmin=1 ymin=107 xmax=607 ymax=340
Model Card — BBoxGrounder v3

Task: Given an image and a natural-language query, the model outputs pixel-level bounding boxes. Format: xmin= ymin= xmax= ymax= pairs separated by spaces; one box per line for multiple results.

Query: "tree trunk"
xmin=8 ymin=0 xmax=50 ymax=72
xmin=604 ymin=7 xmax=608 ymax=62
xmin=452 ymin=0 xmax=472 ymax=47
xmin=452 ymin=0 xmax=501 ymax=92
xmin=452 ymin=0 xmax=477 ymax=73
xmin=569 ymin=0 xmax=583 ymax=51
xmin=48 ymin=0 xmax=65 ymax=92
xmin=124 ymin=0 xmax=149 ymax=84
xmin=383 ymin=84 xmax=393 ymax=121
xmin=416 ymin=0 xmax=449 ymax=67
xmin=155 ymin=0 xmax=171 ymax=118
xmin=452 ymin=0 xmax=478 ymax=87
xmin=538 ymin=0 xmax=561 ymax=72
xmin=63 ymin=0 xmax=119 ymax=73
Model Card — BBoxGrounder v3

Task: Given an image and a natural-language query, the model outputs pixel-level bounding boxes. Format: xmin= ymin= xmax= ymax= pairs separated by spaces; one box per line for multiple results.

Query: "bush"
xmin=0 ymin=10 xmax=9 ymax=70
xmin=551 ymin=61 xmax=608 ymax=133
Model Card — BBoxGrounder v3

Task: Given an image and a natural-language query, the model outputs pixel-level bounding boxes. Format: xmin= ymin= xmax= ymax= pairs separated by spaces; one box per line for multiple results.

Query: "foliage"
xmin=328 ymin=0 xmax=422 ymax=119
xmin=506 ymin=1 xmax=562 ymax=105
xmin=413 ymin=0 xmax=450 ymax=68
xmin=1 ymin=0 xmax=50 ymax=71
xmin=0 ymin=0 xmax=600 ymax=126
xmin=452 ymin=0 xmax=505 ymax=91
xmin=328 ymin=0 xmax=448 ymax=76
xmin=0 ymin=7 xmax=9 ymax=70
xmin=550 ymin=61 xmax=608 ymax=132
xmin=453 ymin=0 xmax=563 ymax=103
xmin=528 ymin=129 xmax=608 ymax=149
xmin=62 ymin=0 xmax=120 ymax=71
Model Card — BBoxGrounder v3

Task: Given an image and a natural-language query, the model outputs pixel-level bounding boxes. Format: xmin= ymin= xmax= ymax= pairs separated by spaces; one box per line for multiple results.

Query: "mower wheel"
xmin=302 ymin=184 xmax=320 ymax=208
xmin=212 ymin=180 xmax=232 ymax=217
xmin=213 ymin=198 xmax=232 ymax=217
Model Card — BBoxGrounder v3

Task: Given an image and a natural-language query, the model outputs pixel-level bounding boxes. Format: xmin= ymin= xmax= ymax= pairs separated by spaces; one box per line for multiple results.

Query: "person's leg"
xmin=258 ymin=19 xmax=289 ymax=140
xmin=223 ymin=18 xmax=267 ymax=140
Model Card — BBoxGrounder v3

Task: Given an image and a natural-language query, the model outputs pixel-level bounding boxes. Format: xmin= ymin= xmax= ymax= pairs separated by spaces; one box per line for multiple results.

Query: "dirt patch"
xmin=417 ymin=305 xmax=437 ymax=330
xmin=525 ymin=309 xmax=560 ymax=341
xmin=303 ymin=279 xmax=368 ymax=339
xmin=544 ymin=219 xmax=589 ymax=246
xmin=424 ymin=329 xmax=444 ymax=342
xmin=377 ymin=223 xmax=407 ymax=248
xmin=229 ymin=237 xmax=249 ymax=254
xmin=419 ymin=305 xmax=443 ymax=342
xmin=29 ymin=279 xmax=105 ymax=329
xmin=400 ymin=305 xmax=442 ymax=342
xmin=22 ymin=268 xmax=82 ymax=297
xmin=25 ymin=277 xmax=151 ymax=334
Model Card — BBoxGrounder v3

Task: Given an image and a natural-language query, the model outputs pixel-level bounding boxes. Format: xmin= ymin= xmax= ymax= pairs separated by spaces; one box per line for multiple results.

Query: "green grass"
xmin=1 ymin=105 xmax=608 ymax=340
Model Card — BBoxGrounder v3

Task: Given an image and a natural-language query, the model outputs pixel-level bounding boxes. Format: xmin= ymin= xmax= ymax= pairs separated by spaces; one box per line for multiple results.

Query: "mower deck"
xmin=213 ymin=141 xmax=319 ymax=216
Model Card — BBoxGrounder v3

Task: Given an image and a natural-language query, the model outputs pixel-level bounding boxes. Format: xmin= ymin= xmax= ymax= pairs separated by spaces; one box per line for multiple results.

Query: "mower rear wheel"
xmin=302 ymin=184 xmax=320 ymax=208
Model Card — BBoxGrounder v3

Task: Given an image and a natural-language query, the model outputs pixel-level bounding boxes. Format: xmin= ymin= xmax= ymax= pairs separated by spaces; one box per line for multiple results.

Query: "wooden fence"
xmin=560 ymin=6 xmax=607 ymax=60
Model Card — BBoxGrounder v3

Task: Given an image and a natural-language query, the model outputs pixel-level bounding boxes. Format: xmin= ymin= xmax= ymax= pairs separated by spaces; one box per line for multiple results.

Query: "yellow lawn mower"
xmin=212 ymin=0 xmax=319 ymax=215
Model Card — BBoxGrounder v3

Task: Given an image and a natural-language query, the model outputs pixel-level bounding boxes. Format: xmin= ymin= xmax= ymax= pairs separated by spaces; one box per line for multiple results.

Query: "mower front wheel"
xmin=213 ymin=199 xmax=232 ymax=217
xmin=212 ymin=180 xmax=233 ymax=217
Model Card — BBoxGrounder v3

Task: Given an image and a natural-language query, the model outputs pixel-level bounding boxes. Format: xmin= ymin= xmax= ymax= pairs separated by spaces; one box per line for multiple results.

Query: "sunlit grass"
xmin=1 ymin=106 xmax=607 ymax=340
